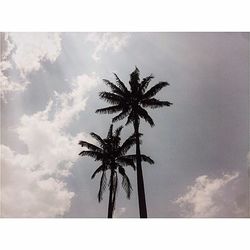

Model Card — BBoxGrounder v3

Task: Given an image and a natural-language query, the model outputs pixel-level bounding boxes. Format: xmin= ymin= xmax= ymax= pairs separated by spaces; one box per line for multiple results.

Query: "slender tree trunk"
xmin=107 ymin=169 xmax=114 ymax=218
xmin=111 ymin=171 xmax=117 ymax=215
xmin=134 ymin=118 xmax=147 ymax=218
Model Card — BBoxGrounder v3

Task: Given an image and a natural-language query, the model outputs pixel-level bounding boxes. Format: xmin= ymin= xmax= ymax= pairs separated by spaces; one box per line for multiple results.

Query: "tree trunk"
xmin=107 ymin=169 xmax=114 ymax=218
xmin=134 ymin=118 xmax=147 ymax=218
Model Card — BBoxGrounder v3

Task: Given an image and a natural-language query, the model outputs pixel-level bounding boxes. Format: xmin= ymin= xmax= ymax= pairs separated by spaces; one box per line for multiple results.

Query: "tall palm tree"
xmin=96 ymin=67 xmax=172 ymax=218
xmin=79 ymin=124 xmax=153 ymax=218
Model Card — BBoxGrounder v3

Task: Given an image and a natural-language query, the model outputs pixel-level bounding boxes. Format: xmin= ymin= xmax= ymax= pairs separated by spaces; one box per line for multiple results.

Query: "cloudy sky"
xmin=0 ymin=32 xmax=249 ymax=218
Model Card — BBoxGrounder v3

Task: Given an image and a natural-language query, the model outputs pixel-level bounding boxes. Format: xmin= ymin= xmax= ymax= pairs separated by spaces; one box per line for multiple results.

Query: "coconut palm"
xmin=79 ymin=124 xmax=154 ymax=218
xmin=96 ymin=67 xmax=172 ymax=218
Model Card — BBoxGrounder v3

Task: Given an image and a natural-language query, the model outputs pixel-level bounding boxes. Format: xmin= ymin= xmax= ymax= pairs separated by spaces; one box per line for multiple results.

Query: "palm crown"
xmin=96 ymin=67 xmax=173 ymax=126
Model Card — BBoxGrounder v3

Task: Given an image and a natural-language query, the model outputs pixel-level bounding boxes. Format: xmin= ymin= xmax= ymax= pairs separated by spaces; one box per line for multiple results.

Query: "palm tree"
xmin=79 ymin=124 xmax=153 ymax=218
xmin=96 ymin=67 xmax=172 ymax=218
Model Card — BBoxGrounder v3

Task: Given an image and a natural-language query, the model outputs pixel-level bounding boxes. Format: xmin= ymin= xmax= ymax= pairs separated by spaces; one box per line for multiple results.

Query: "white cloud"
xmin=1 ymin=73 xmax=99 ymax=217
xmin=174 ymin=172 xmax=247 ymax=217
xmin=0 ymin=33 xmax=62 ymax=100
xmin=1 ymin=145 xmax=74 ymax=217
xmin=0 ymin=60 xmax=27 ymax=101
xmin=87 ymin=32 xmax=130 ymax=61
xmin=9 ymin=32 xmax=62 ymax=76
xmin=53 ymin=74 xmax=98 ymax=128
xmin=0 ymin=33 xmax=27 ymax=100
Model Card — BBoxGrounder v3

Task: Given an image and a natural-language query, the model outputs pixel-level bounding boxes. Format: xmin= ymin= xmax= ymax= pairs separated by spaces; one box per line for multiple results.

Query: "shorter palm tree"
xmin=79 ymin=124 xmax=154 ymax=218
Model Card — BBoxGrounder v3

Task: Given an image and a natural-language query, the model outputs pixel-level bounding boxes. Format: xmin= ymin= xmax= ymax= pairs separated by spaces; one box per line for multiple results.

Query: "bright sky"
xmin=1 ymin=32 xmax=249 ymax=217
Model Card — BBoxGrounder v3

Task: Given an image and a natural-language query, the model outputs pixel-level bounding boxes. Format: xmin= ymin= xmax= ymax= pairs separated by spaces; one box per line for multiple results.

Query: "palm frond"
xmin=91 ymin=165 xmax=105 ymax=179
xmin=103 ymin=79 xmax=124 ymax=96
xmin=95 ymin=105 xmax=123 ymax=114
xmin=90 ymin=132 xmax=106 ymax=148
xmin=140 ymin=74 xmax=154 ymax=93
xmin=107 ymin=124 xmax=113 ymax=139
xmin=98 ymin=170 xmax=107 ymax=202
xmin=125 ymin=154 xmax=154 ymax=165
xmin=114 ymin=126 xmax=123 ymax=137
xmin=138 ymin=106 xmax=155 ymax=127
xmin=99 ymin=92 xmax=124 ymax=105
xmin=125 ymin=110 xmax=137 ymax=126
xmin=79 ymin=140 xmax=102 ymax=152
xmin=79 ymin=150 xmax=103 ymax=160
xmin=120 ymin=134 xmax=137 ymax=155
xmin=116 ymin=157 xmax=136 ymax=170
xmin=143 ymin=81 xmax=169 ymax=99
xmin=112 ymin=109 xmax=130 ymax=123
xmin=113 ymin=73 xmax=129 ymax=93
xmin=119 ymin=166 xmax=132 ymax=199
xmin=129 ymin=67 xmax=140 ymax=91
xmin=140 ymin=154 xmax=154 ymax=164
xmin=141 ymin=98 xmax=173 ymax=109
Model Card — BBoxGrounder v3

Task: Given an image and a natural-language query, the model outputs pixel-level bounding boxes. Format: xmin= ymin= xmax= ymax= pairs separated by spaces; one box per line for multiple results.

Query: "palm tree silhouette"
xmin=96 ymin=67 xmax=172 ymax=218
xmin=79 ymin=124 xmax=153 ymax=218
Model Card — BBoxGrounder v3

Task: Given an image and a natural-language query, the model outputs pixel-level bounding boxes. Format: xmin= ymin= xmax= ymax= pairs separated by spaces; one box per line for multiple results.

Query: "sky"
xmin=0 ymin=32 xmax=249 ymax=218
